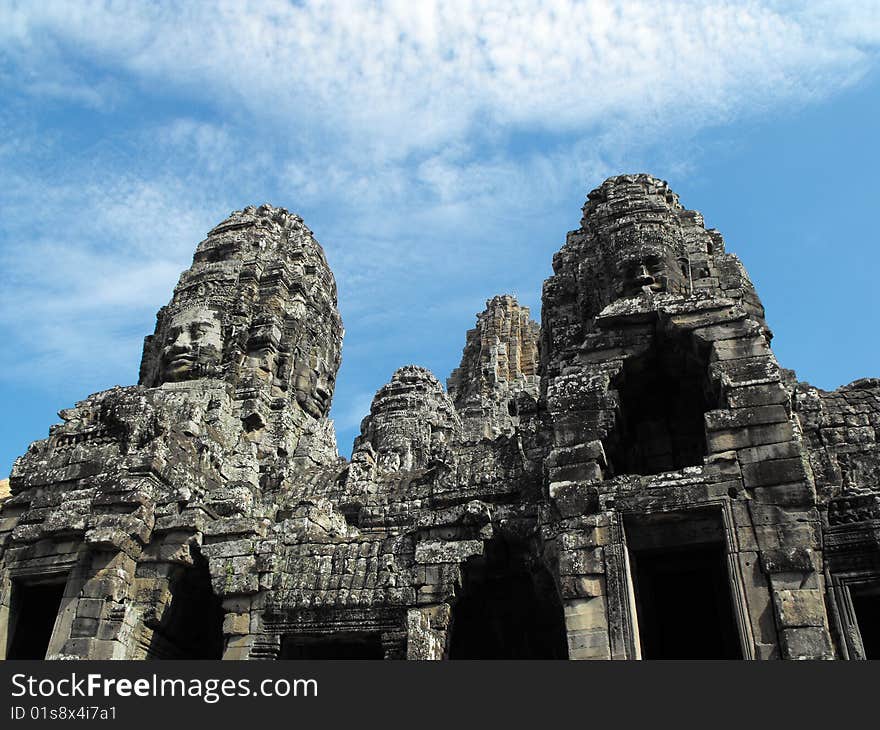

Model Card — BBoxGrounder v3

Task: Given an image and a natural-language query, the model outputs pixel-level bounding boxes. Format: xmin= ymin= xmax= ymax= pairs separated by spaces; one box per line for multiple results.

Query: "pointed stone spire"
xmin=447 ymin=295 xmax=540 ymax=440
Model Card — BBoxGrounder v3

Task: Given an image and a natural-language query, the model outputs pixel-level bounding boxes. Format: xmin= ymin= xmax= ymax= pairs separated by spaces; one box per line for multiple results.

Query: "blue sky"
xmin=1 ymin=1 xmax=879 ymax=476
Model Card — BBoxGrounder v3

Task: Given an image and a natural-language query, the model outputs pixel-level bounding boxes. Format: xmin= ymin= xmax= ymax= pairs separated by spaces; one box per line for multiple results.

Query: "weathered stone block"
xmin=558 ymin=527 xmax=610 ymax=549
xmin=70 ymin=616 xmax=99 ymax=638
xmin=760 ymin=547 xmax=815 ymax=574
xmin=707 ymin=421 xmax=794 ymax=452
xmin=692 ymin=319 xmax=762 ymax=344
xmin=706 ymin=405 xmax=789 ymax=432
xmin=222 ymin=635 xmax=253 ymax=660
xmin=222 ymin=612 xmax=251 ymax=636
xmin=414 ymin=540 xmax=483 ymax=564
xmin=76 ymin=598 xmax=106 ymax=620
xmin=704 ymin=451 xmax=741 ymax=478
xmin=742 ymin=458 xmax=806 ymax=488
xmin=711 ymin=357 xmax=780 ymax=388
xmin=779 ymin=627 xmax=833 ymax=660
xmin=549 ymin=460 xmax=604 ymax=483
xmin=726 ymin=382 xmax=789 ymax=409
xmin=546 ymin=441 xmax=607 ymax=468
xmin=549 ymin=481 xmax=601 ymax=517
xmin=559 ymin=547 xmax=604 ymax=576
xmin=751 ymin=482 xmax=813 ymax=507
xmin=710 ymin=336 xmax=771 ymax=362
xmin=738 ymin=441 xmax=801 ymax=464
xmin=774 ymin=589 xmax=825 ymax=628
xmin=560 ymin=574 xmax=605 ymax=599
xmin=200 ymin=539 xmax=255 ymax=559
xmin=563 ymin=597 xmax=609 ymax=660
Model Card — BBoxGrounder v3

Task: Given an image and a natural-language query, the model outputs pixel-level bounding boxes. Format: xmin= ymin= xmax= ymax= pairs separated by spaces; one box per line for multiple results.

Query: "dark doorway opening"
xmin=280 ymin=633 xmax=384 ymax=659
xmin=626 ymin=511 xmax=742 ymax=659
xmin=852 ymin=592 xmax=880 ymax=659
xmin=449 ymin=539 xmax=568 ymax=659
xmin=148 ymin=555 xmax=224 ymax=659
xmin=607 ymin=332 xmax=716 ymax=477
xmin=632 ymin=544 xmax=741 ymax=658
xmin=6 ymin=579 xmax=66 ymax=659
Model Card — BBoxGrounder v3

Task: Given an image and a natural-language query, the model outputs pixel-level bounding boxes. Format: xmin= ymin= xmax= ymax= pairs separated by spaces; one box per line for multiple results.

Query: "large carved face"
xmin=292 ymin=337 xmax=336 ymax=418
xmin=159 ymin=305 xmax=224 ymax=382
xmin=609 ymin=232 xmax=689 ymax=299
xmin=141 ymin=205 xmax=343 ymax=425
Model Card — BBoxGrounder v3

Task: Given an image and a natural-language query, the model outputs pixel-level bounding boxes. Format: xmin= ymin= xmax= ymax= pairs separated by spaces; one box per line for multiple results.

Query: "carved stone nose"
xmin=170 ymin=331 xmax=191 ymax=348
xmin=635 ymin=265 xmax=655 ymax=285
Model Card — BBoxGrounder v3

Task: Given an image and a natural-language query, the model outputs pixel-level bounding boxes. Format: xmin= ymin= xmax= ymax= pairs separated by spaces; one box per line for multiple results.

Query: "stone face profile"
xmin=2 ymin=176 xmax=879 ymax=661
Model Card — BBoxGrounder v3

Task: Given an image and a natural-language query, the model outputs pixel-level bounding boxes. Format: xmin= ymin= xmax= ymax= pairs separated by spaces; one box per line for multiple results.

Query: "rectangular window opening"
xmin=6 ymin=578 xmax=67 ymax=659
xmin=851 ymin=588 xmax=880 ymax=659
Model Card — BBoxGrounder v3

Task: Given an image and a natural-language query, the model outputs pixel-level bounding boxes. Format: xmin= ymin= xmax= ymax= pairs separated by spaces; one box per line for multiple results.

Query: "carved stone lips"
xmin=165 ymin=352 xmax=195 ymax=369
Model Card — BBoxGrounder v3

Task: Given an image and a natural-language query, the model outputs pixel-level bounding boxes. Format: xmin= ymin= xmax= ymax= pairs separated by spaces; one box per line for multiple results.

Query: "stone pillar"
xmin=562 ymin=597 xmax=610 ymax=660
xmin=550 ymin=514 xmax=615 ymax=660
xmin=761 ymin=549 xmax=833 ymax=659
xmin=222 ymin=596 xmax=258 ymax=660
xmin=699 ymin=322 xmax=835 ymax=659
xmin=60 ymin=549 xmax=139 ymax=659
xmin=406 ymin=604 xmax=450 ymax=660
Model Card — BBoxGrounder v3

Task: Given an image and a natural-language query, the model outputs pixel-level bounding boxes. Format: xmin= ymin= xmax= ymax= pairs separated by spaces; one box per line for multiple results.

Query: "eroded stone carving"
xmin=354 ymin=365 xmax=461 ymax=474
xmin=447 ymin=295 xmax=539 ymax=441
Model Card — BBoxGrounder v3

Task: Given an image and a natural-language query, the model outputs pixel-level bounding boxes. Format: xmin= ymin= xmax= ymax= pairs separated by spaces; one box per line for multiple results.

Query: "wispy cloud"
xmin=0 ymin=159 xmax=222 ymax=385
xmin=4 ymin=2 xmax=879 ymax=152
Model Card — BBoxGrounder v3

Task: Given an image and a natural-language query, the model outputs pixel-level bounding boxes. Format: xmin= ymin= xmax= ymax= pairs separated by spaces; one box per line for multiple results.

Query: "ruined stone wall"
xmin=795 ymin=378 xmax=880 ymax=658
xmin=1 ymin=177 xmax=877 ymax=661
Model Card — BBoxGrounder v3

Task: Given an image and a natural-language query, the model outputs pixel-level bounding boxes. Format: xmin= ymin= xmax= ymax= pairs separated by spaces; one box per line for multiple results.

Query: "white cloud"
xmin=1 ymin=0 xmax=879 ymax=399
xmin=0 ymin=164 xmax=222 ymax=386
xmin=2 ymin=1 xmax=878 ymax=158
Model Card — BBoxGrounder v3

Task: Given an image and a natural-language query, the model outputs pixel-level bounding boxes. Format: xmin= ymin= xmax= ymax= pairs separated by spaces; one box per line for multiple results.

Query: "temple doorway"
xmin=626 ymin=511 xmax=742 ymax=659
xmin=147 ymin=556 xmax=224 ymax=659
xmin=851 ymin=590 xmax=880 ymax=659
xmin=448 ymin=539 xmax=568 ymax=659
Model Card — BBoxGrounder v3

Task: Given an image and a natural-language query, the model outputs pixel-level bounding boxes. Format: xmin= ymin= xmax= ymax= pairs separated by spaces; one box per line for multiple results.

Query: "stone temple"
xmin=2 ymin=175 xmax=878 ymax=660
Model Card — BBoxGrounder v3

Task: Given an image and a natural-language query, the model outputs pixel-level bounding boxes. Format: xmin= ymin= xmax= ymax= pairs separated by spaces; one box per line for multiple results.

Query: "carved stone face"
xmin=247 ymin=344 xmax=276 ymax=379
xmin=613 ymin=241 xmax=689 ymax=299
xmin=292 ymin=346 xmax=335 ymax=418
xmin=140 ymin=204 xmax=343 ymax=432
xmin=159 ymin=306 xmax=223 ymax=382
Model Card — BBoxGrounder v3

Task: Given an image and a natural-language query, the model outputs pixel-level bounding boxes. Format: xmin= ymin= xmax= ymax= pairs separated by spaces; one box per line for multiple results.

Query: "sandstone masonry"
xmin=1 ymin=178 xmax=877 ymax=660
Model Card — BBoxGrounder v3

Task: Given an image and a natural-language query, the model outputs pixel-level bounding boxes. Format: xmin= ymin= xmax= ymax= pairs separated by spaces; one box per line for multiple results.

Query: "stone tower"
xmin=2 ymin=178 xmax=878 ymax=660
xmin=540 ymin=175 xmax=829 ymax=659
xmin=0 ymin=205 xmax=344 ymax=659
xmin=447 ymin=295 xmax=540 ymax=441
